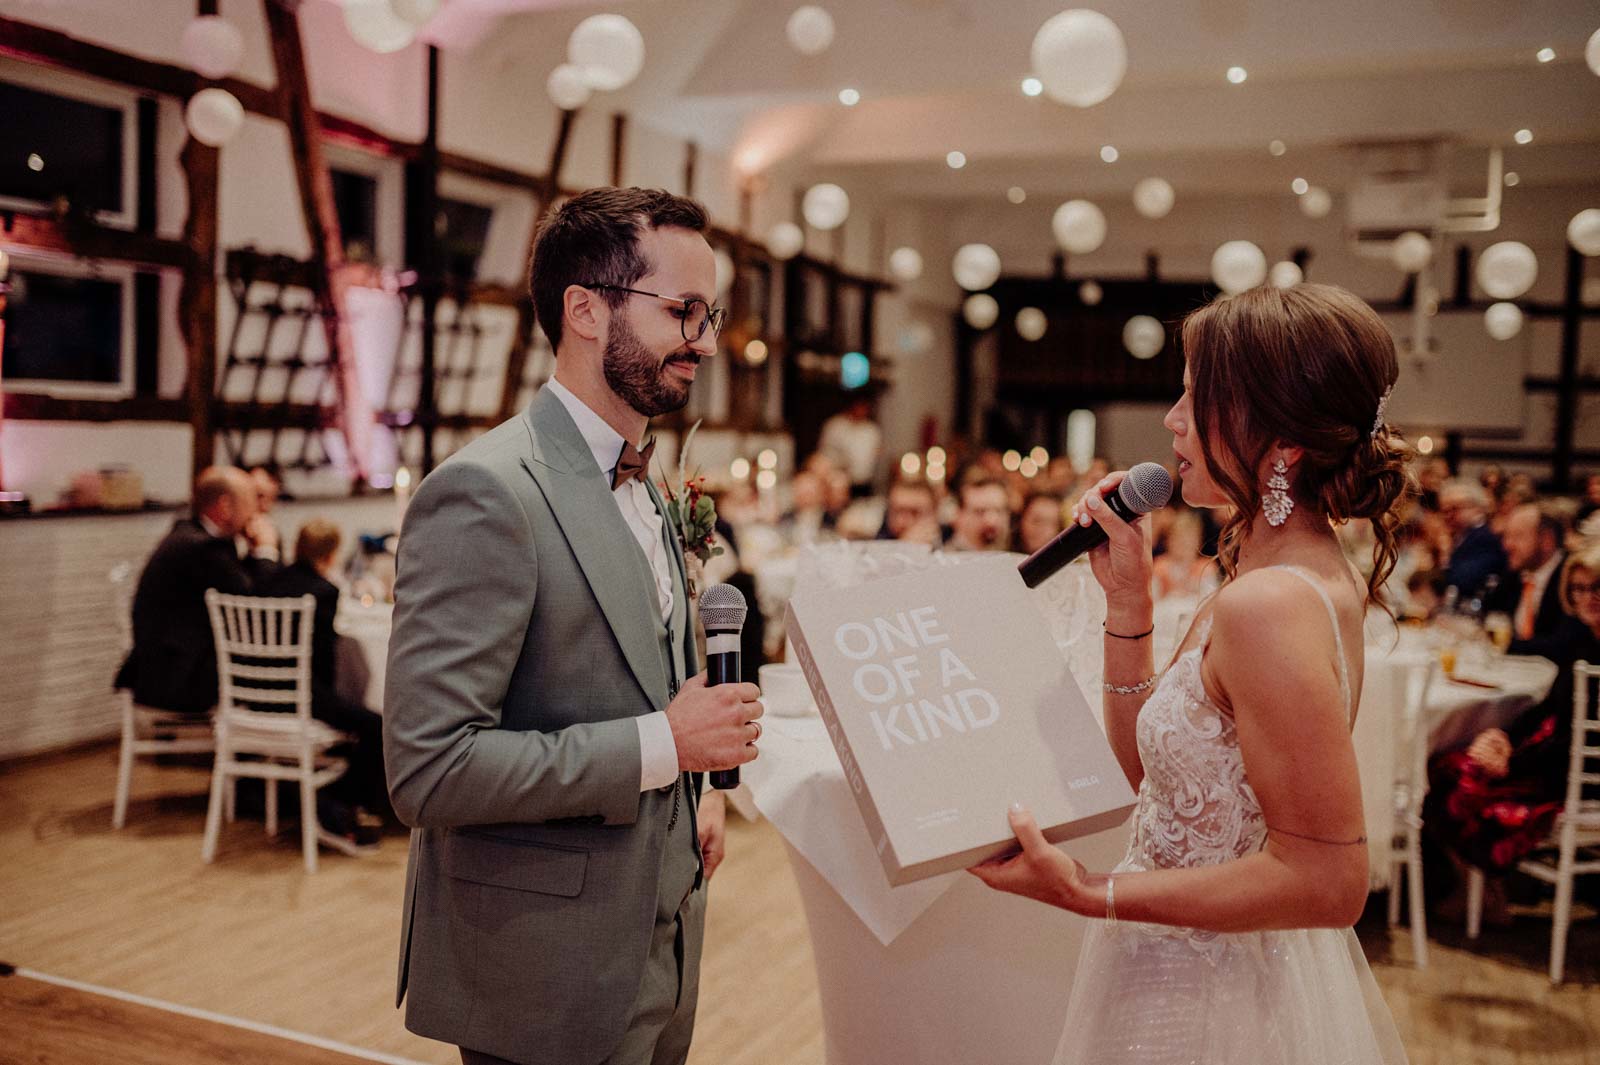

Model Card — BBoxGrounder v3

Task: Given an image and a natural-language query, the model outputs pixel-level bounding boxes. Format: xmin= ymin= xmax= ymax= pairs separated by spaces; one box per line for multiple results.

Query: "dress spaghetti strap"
xmin=1270 ymin=564 xmax=1354 ymax=723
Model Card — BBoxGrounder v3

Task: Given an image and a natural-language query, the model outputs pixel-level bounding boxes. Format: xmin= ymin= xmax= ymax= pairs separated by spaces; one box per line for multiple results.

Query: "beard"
xmin=601 ymin=313 xmax=698 ymax=418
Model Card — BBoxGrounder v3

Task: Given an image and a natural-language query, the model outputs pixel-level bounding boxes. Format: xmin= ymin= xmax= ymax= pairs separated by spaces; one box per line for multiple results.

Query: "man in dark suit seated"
xmin=1491 ymin=502 xmax=1569 ymax=643
xmin=258 ymin=519 xmax=389 ymax=848
xmin=1440 ymin=478 xmax=1506 ymax=601
xmin=116 ymin=466 xmax=280 ymax=715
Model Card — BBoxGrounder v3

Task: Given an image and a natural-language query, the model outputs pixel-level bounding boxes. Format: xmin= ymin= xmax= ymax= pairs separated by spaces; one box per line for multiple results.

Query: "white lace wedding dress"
xmin=1056 ymin=566 xmax=1409 ymax=1065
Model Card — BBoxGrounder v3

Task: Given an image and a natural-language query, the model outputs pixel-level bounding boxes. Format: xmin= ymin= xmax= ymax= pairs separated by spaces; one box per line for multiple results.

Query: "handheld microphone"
xmin=1018 ymin=462 xmax=1175 ymax=589
xmin=698 ymin=582 xmax=748 ymax=790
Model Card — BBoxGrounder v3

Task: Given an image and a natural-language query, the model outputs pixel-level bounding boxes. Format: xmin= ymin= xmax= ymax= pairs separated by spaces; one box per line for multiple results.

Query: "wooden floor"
xmin=0 ymin=744 xmax=1595 ymax=1065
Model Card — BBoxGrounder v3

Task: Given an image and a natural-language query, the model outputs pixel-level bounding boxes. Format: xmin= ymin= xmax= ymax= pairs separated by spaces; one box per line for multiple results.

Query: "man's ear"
xmin=563 ymin=284 xmax=604 ymax=343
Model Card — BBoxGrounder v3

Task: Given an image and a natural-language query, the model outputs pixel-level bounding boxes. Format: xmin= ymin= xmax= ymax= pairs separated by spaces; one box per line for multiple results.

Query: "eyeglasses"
xmin=1569 ymin=581 xmax=1600 ymax=598
xmin=581 ymin=283 xmax=727 ymax=344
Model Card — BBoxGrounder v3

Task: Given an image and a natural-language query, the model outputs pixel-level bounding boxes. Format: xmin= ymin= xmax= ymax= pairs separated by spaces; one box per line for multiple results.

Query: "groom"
xmin=384 ymin=186 xmax=764 ymax=1065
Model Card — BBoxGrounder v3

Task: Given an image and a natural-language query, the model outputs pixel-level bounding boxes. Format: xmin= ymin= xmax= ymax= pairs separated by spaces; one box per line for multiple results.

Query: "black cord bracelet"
xmin=1103 ymin=622 xmax=1155 ymax=640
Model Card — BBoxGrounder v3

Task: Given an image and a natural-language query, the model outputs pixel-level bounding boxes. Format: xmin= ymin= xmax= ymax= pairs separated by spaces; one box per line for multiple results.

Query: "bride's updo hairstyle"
xmin=1182 ymin=282 xmax=1413 ymax=608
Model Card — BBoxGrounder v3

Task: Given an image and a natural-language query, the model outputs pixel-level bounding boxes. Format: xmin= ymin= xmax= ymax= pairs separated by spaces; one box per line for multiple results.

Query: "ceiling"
xmin=416 ymin=0 xmax=1600 ymax=200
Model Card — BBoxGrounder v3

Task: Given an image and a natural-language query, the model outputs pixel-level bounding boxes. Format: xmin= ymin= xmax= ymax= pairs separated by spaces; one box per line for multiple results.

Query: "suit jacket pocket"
xmin=444 ymin=829 xmax=588 ymax=897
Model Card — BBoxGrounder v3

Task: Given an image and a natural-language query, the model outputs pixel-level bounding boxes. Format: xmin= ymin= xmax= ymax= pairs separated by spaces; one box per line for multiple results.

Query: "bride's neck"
xmin=1232 ymin=506 xmax=1342 ymax=576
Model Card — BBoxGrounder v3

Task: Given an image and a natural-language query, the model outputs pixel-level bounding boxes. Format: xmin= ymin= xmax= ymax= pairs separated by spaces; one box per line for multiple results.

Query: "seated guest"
xmin=777 ymin=470 xmax=836 ymax=548
xmin=257 ymin=519 xmax=388 ymax=846
xmin=1425 ymin=541 xmax=1600 ymax=922
xmin=249 ymin=465 xmax=285 ymax=548
xmin=1016 ymin=490 xmax=1065 ymax=556
xmin=1151 ymin=510 xmax=1216 ymax=600
xmin=1490 ymin=503 xmax=1568 ymax=641
xmin=945 ymin=470 xmax=1011 ymax=552
xmin=877 ymin=477 xmax=942 ymax=545
xmin=1440 ymin=478 xmax=1507 ymax=601
xmin=115 ymin=467 xmax=280 ymax=715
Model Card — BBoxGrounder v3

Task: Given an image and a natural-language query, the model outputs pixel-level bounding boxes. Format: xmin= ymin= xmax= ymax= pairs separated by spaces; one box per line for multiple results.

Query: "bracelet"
xmin=1103 ymin=622 xmax=1154 ymax=640
xmin=1104 ymin=674 xmax=1158 ymax=696
xmin=1105 ymin=876 xmax=1117 ymax=925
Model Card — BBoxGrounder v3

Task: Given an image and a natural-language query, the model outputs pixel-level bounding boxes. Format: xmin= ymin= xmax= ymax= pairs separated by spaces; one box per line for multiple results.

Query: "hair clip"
xmin=1371 ymin=384 xmax=1393 ymax=439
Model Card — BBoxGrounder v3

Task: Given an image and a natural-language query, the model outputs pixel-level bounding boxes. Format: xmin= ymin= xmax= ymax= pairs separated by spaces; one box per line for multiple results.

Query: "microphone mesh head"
xmin=1122 ymin=462 xmax=1176 ymax=515
xmin=698 ymin=582 xmax=748 ymax=630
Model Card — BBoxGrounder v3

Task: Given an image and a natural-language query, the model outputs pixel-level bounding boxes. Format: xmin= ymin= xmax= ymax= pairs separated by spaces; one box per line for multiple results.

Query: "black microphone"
xmin=698 ymin=582 xmax=748 ymax=790
xmin=1018 ymin=462 xmax=1175 ymax=589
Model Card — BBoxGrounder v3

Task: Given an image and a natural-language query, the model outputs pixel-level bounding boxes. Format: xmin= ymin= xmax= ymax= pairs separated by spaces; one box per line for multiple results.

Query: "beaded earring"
xmin=1264 ymin=458 xmax=1294 ymax=527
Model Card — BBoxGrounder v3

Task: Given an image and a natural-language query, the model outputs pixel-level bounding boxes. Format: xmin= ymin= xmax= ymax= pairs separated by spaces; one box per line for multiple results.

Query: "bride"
xmin=971 ymin=282 xmax=1411 ymax=1064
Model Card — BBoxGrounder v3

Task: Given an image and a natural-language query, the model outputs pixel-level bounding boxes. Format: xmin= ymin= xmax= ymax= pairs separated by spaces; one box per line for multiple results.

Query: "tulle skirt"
xmin=1055 ymin=920 xmax=1409 ymax=1065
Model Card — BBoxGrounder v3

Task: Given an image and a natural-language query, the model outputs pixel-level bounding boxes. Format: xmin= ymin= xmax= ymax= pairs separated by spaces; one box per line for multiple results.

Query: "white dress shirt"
xmin=545 ymin=378 xmax=681 ymax=792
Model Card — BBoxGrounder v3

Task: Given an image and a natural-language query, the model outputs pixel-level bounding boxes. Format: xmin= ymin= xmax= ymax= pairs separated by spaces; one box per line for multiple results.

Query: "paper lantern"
xmin=1568 ymin=208 xmax=1600 ymax=256
xmin=888 ymin=246 xmax=924 ymax=282
xmin=1030 ymin=10 xmax=1126 ymax=108
xmin=390 ymin=0 xmax=441 ymax=26
xmin=1299 ymin=186 xmax=1332 ymax=219
xmin=1123 ymin=315 xmax=1165 ymax=359
xmin=802 ymin=183 xmax=850 ymax=231
xmin=546 ymin=64 xmax=591 ymax=110
xmin=1210 ymin=240 xmax=1267 ymax=295
xmin=786 ymin=6 xmax=835 ymax=56
xmin=1051 ymin=199 xmax=1106 ymax=254
xmin=766 ymin=222 xmax=804 ymax=260
xmin=1015 ymin=307 xmax=1048 ymax=342
xmin=342 ymin=0 xmax=414 ymax=54
xmin=1390 ymin=231 xmax=1433 ymax=274
xmin=1269 ymin=261 xmax=1303 ymax=288
xmin=181 ymin=15 xmax=244 ymax=80
xmin=963 ymin=294 xmax=999 ymax=330
xmin=185 ymin=88 xmax=244 ymax=147
xmin=1485 ymin=302 xmax=1523 ymax=340
xmin=1476 ymin=241 xmax=1538 ymax=300
xmin=897 ymin=320 xmax=935 ymax=356
xmin=1588 ymin=27 xmax=1600 ymax=76
xmin=1078 ymin=280 xmax=1103 ymax=306
xmin=1132 ymin=177 xmax=1175 ymax=219
xmin=952 ymin=243 xmax=1002 ymax=291
xmin=568 ymin=14 xmax=645 ymax=92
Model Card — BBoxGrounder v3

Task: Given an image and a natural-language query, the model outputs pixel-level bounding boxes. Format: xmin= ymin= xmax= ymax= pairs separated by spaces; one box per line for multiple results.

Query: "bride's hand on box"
xmin=967 ymin=804 xmax=1097 ymax=915
xmin=1072 ymin=472 xmax=1154 ymax=620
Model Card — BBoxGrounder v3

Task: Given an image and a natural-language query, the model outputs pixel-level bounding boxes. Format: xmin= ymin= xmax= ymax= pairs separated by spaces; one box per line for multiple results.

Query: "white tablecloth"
xmin=334 ymin=598 xmax=392 ymax=710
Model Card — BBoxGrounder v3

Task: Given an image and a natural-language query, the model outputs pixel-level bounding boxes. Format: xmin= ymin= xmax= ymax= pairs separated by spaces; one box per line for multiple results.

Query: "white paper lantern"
xmin=568 ymin=14 xmax=645 ymax=92
xmin=952 ymin=243 xmax=1002 ymax=291
xmin=342 ymin=0 xmax=415 ymax=53
xmin=1299 ymin=186 xmax=1332 ymax=219
xmin=801 ymin=183 xmax=850 ymax=231
xmin=766 ymin=221 xmax=804 ymax=260
xmin=1051 ymin=199 xmax=1106 ymax=254
xmin=1015 ymin=307 xmax=1048 ymax=342
xmin=1391 ymin=231 xmax=1433 ymax=274
xmin=897 ymin=319 xmax=935 ymax=356
xmin=185 ymin=88 xmax=244 ymax=147
xmin=1210 ymin=240 xmax=1268 ymax=295
xmin=1132 ymin=177 xmax=1175 ymax=219
xmin=390 ymin=0 xmax=441 ymax=26
xmin=546 ymin=64 xmax=592 ymax=110
xmin=888 ymin=246 xmax=924 ymax=282
xmin=1030 ymin=10 xmax=1127 ymax=108
xmin=1568 ymin=208 xmax=1600 ymax=256
xmin=1123 ymin=315 xmax=1165 ymax=359
xmin=714 ymin=249 xmax=735 ymax=298
xmin=1269 ymin=261 xmax=1303 ymax=288
xmin=1078 ymin=280 xmax=1103 ymax=306
xmin=963 ymin=293 xmax=999 ymax=330
xmin=1485 ymin=302 xmax=1524 ymax=341
xmin=1476 ymin=241 xmax=1538 ymax=300
xmin=786 ymin=6 xmax=835 ymax=56
xmin=181 ymin=15 xmax=244 ymax=80
xmin=1588 ymin=27 xmax=1600 ymax=77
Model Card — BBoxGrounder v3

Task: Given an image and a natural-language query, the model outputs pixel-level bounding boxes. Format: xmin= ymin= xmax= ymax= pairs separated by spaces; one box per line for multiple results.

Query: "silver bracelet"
xmin=1103 ymin=674 xmax=1158 ymax=696
xmin=1105 ymin=875 xmax=1117 ymax=925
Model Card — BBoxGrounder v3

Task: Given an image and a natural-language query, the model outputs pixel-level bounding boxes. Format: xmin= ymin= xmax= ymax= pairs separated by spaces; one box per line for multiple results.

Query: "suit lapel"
xmin=520 ymin=390 xmax=671 ymax=713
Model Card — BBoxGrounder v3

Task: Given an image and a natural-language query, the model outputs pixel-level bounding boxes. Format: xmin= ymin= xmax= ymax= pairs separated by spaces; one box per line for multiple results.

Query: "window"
xmin=0 ymin=64 xmax=137 ymax=227
xmin=436 ymin=197 xmax=494 ymax=282
xmin=1 ymin=255 xmax=134 ymax=398
xmin=331 ymin=168 xmax=380 ymax=264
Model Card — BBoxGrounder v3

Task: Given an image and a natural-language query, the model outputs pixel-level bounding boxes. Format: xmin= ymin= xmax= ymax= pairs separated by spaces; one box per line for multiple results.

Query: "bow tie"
xmin=611 ymin=437 xmax=656 ymax=490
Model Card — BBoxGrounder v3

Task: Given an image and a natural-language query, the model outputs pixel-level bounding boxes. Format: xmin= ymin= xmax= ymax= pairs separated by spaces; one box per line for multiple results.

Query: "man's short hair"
xmin=193 ymin=466 xmax=240 ymax=517
xmin=529 ymin=186 xmax=710 ymax=352
xmin=294 ymin=518 xmax=343 ymax=568
xmin=889 ymin=477 xmax=936 ymax=504
xmin=957 ymin=469 xmax=1007 ymax=509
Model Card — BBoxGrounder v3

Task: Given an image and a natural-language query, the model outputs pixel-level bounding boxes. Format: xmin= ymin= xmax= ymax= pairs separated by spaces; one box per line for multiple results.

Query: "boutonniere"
xmin=656 ymin=420 xmax=724 ymax=597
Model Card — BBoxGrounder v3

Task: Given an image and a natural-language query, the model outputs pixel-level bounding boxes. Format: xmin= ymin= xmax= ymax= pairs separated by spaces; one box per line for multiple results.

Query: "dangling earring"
xmin=1264 ymin=458 xmax=1294 ymax=527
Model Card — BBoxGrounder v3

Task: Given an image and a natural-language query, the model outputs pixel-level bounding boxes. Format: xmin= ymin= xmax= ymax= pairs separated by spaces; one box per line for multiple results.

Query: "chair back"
xmin=1565 ymin=661 xmax=1600 ymax=824
xmin=110 ymin=562 xmax=135 ymax=655
xmin=204 ymin=590 xmax=317 ymax=729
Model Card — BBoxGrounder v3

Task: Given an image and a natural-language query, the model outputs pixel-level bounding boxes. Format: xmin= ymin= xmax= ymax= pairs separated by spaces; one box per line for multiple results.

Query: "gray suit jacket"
xmin=384 ymin=388 xmax=701 ymax=1064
